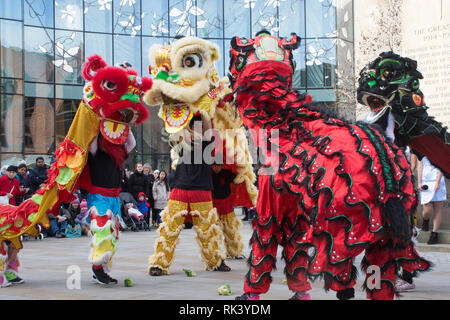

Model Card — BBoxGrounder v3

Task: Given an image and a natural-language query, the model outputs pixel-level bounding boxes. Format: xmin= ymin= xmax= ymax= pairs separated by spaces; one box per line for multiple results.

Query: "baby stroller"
xmin=119 ymin=192 xmax=139 ymax=231
xmin=126 ymin=205 xmax=150 ymax=231
xmin=20 ymin=225 xmax=45 ymax=241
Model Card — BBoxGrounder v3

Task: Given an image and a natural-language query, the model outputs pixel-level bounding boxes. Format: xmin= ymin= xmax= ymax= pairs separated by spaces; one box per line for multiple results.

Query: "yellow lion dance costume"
xmin=144 ymin=37 xmax=257 ymax=275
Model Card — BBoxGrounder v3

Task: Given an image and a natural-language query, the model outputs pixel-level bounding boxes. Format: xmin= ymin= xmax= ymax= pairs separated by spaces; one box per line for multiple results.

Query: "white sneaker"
xmin=395 ymin=279 xmax=416 ymax=292
xmin=0 ymin=274 xmax=11 ymax=288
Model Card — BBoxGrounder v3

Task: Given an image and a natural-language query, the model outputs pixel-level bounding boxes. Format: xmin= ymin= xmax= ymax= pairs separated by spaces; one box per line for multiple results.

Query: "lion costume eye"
xmin=101 ymin=80 xmax=118 ymax=91
xmin=182 ymin=53 xmax=203 ymax=68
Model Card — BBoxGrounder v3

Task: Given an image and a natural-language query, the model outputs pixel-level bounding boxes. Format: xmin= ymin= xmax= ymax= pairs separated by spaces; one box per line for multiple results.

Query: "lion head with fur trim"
xmin=143 ymin=37 xmax=223 ymax=134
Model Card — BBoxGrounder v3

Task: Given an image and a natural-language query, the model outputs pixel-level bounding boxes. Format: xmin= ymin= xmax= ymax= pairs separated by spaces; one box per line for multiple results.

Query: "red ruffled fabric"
xmin=236 ymin=60 xmax=430 ymax=299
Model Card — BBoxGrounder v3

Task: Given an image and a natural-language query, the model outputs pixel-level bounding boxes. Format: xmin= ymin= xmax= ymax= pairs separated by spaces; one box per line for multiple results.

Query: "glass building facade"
xmin=0 ymin=0 xmax=354 ymax=170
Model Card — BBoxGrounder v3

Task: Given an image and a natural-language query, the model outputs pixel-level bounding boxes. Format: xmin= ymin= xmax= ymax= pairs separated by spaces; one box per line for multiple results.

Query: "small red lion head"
xmin=82 ymin=54 xmax=152 ymax=125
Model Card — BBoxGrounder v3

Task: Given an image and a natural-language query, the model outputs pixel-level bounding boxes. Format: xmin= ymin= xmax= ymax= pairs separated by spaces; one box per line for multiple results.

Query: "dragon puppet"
xmin=0 ymin=54 xmax=151 ymax=286
xmin=227 ymin=30 xmax=430 ymax=300
xmin=143 ymin=36 xmax=257 ymax=275
xmin=357 ymin=51 xmax=450 ymax=177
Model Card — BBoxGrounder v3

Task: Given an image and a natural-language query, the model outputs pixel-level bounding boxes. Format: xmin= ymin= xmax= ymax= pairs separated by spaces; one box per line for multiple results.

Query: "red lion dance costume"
xmin=0 ymin=55 xmax=151 ymax=286
xmin=229 ymin=31 xmax=430 ymax=300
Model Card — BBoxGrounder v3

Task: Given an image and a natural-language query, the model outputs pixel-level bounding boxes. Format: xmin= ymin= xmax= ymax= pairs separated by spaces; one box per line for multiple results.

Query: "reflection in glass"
xmin=24 ymin=97 xmax=55 ymax=154
xmin=113 ymin=0 xmax=141 ymax=36
xmin=55 ymin=0 xmax=83 ymax=30
xmin=1 ymin=20 xmax=23 ymax=78
xmin=306 ymin=39 xmax=336 ymax=89
xmin=292 ymin=41 xmax=306 ymax=89
xmin=0 ymin=79 xmax=23 ymax=95
xmin=85 ymin=33 xmax=113 ymax=65
xmin=196 ymin=0 xmax=223 ymax=38
xmin=25 ymin=0 xmax=54 ymax=28
xmin=1 ymin=95 xmax=24 ymax=153
xmin=54 ymin=30 xmax=83 ymax=84
xmin=142 ymin=0 xmax=169 ymax=37
xmin=114 ymin=35 xmax=141 ymax=74
xmin=24 ymin=26 xmax=54 ymax=82
xmin=252 ymin=0 xmax=278 ymax=36
xmin=305 ymin=0 xmax=336 ymax=38
xmin=0 ymin=0 xmax=23 ymax=20
xmin=55 ymin=99 xmax=80 ymax=144
xmin=279 ymin=0 xmax=305 ymax=38
xmin=224 ymin=0 xmax=250 ymax=38
xmin=84 ymin=0 xmax=113 ymax=33
xmin=142 ymin=105 xmax=170 ymax=171
xmin=56 ymin=85 xmax=83 ymax=99
xmin=168 ymin=0 xmax=199 ymax=37
xmin=25 ymin=82 xmax=54 ymax=98
xmin=142 ymin=36 xmax=169 ymax=78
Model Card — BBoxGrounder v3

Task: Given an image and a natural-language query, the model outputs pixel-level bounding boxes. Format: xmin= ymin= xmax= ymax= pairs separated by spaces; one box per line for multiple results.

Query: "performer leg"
xmin=1 ymin=243 xmax=23 ymax=285
xmin=190 ymin=199 xmax=227 ymax=271
xmin=219 ymin=211 xmax=245 ymax=259
xmin=362 ymin=242 xmax=398 ymax=300
xmin=214 ymin=198 xmax=245 ymax=259
xmin=148 ymin=198 xmax=188 ymax=275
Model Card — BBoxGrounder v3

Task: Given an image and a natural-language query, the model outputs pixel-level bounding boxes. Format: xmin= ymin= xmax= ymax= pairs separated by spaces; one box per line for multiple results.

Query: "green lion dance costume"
xmin=0 ymin=54 xmax=152 ymax=286
xmin=143 ymin=37 xmax=257 ymax=275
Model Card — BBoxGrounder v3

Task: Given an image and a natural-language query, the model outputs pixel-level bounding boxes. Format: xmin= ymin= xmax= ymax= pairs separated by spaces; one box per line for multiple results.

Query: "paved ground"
xmin=1 ymin=211 xmax=450 ymax=300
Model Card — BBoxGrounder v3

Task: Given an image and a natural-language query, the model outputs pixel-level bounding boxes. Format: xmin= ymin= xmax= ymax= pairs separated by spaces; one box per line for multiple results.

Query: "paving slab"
xmin=1 ymin=216 xmax=450 ymax=300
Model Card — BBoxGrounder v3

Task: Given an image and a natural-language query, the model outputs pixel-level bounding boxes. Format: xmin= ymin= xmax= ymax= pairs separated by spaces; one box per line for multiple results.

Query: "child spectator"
xmin=137 ymin=192 xmax=150 ymax=222
xmin=75 ymin=199 xmax=90 ymax=235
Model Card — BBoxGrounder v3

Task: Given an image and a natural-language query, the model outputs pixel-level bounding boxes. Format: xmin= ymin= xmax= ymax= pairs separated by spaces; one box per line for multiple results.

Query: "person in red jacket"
xmin=0 ymin=166 xmax=28 ymax=206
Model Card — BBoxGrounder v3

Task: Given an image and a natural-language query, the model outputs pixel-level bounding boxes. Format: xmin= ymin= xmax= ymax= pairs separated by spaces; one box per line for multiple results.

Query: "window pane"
xmin=196 ymin=0 xmax=223 ymax=38
xmin=0 ymin=0 xmax=23 ymax=20
xmin=1 ymin=20 xmax=23 ymax=78
xmin=113 ymin=0 xmax=141 ymax=36
xmin=338 ymin=0 xmax=353 ymax=41
xmin=252 ymin=0 xmax=278 ymax=37
xmin=142 ymin=36 xmax=169 ymax=78
xmin=114 ymin=35 xmax=141 ymax=73
xmin=1 ymin=79 xmax=23 ymax=95
xmin=208 ymin=39 xmax=224 ymax=78
xmin=55 ymin=30 xmax=83 ymax=84
xmin=224 ymin=0 xmax=250 ymax=38
xmin=84 ymin=0 xmax=113 ymax=33
xmin=292 ymin=41 xmax=306 ymax=89
xmin=279 ymin=0 xmax=305 ymax=38
xmin=307 ymin=88 xmax=336 ymax=102
xmin=24 ymin=26 xmax=54 ymax=82
xmin=306 ymin=0 xmax=336 ymax=38
xmin=142 ymin=0 xmax=169 ymax=37
xmin=55 ymin=98 xmax=80 ymax=145
xmin=306 ymin=39 xmax=336 ymax=88
xmin=24 ymin=97 xmax=55 ymax=154
xmin=142 ymin=106 xmax=170 ymax=164
xmin=56 ymin=85 xmax=83 ymax=99
xmin=85 ymin=32 xmax=113 ymax=66
xmin=55 ymin=0 xmax=83 ymax=31
xmin=169 ymin=0 xmax=197 ymax=37
xmin=25 ymin=82 xmax=54 ymax=98
xmin=25 ymin=0 xmax=54 ymax=28
xmin=1 ymin=94 xmax=23 ymax=153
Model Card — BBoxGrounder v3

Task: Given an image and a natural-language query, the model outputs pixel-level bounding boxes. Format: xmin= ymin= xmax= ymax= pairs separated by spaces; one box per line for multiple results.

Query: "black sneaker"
xmin=92 ymin=266 xmax=117 ymax=285
xmin=422 ymin=219 xmax=429 ymax=232
xmin=4 ymin=271 xmax=24 ymax=284
xmin=235 ymin=293 xmax=260 ymax=300
xmin=427 ymin=232 xmax=438 ymax=245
